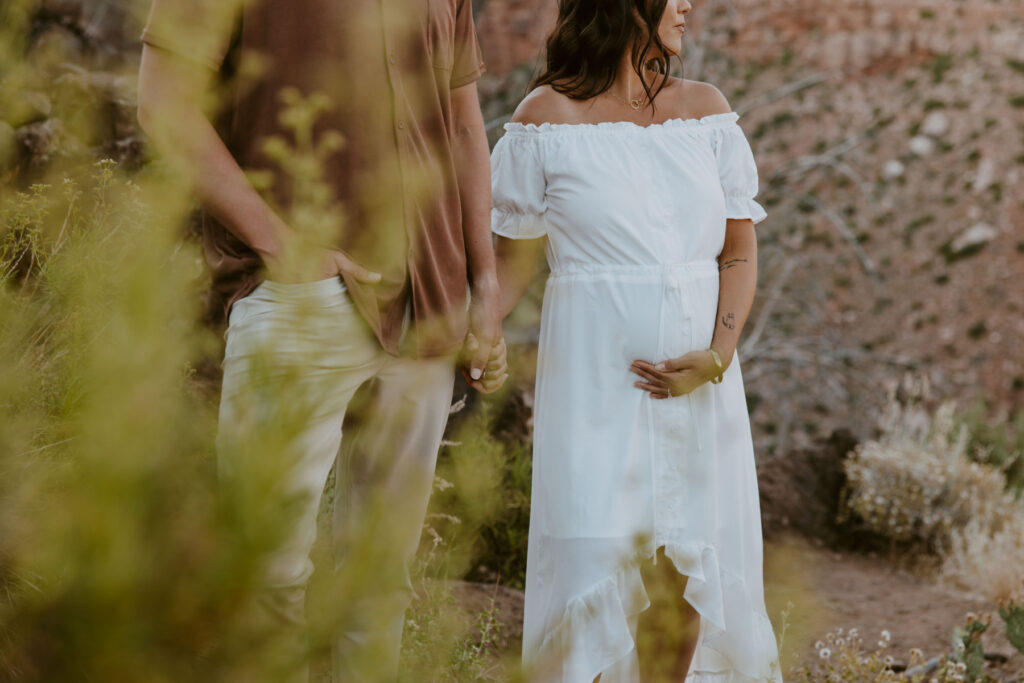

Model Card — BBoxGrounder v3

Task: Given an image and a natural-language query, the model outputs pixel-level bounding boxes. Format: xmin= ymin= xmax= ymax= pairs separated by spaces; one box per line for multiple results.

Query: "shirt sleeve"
xmin=716 ymin=121 xmax=768 ymax=225
xmin=450 ymin=0 xmax=486 ymax=88
xmin=491 ymin=131 xmax=548 ymax=240
xmin=140 ymin=0 xmax=239 ymax=72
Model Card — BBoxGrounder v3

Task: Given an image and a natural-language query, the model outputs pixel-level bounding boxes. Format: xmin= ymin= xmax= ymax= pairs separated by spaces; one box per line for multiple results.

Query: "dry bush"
xmin=839 ymin=377 xmax=1024 ymax=601
xmin=841 ymin=394 xmax=1007 ymax=549
xmin=943 ymin=516 xmax=1024 ymax=602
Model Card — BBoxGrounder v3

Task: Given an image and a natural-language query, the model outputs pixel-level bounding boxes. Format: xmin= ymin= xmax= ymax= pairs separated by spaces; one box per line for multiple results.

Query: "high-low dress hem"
xmin=533 ymin=539 xmax=781 ymax=683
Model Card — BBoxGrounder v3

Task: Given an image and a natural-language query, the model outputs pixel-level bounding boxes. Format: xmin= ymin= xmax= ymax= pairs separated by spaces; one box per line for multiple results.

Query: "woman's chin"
xmin=659 ymin=37 xmax=684 ymax=57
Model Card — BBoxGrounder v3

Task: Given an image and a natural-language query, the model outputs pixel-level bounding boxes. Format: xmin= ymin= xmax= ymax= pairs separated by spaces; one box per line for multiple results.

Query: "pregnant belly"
xmin=538 ymin=270 xmax=719 ymax=377
xmin=531 ymin=271 xmax=719 ymax=537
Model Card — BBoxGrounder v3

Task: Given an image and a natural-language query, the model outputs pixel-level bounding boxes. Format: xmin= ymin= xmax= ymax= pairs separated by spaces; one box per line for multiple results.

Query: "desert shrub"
xmin=839 ymin=379 xmax=1024 ymax=601
xmin=942 ymin=515 xmax=1024 ymax=602
xmin=839 ymin=392 xmax=1009 ymax=552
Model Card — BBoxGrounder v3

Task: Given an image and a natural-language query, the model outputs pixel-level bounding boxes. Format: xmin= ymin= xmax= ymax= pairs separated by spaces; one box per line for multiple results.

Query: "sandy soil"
xmin=765 ymin=536 xmax=1024 ymax=679
xmin=451 ymin=536 xmax=1024 ymax=681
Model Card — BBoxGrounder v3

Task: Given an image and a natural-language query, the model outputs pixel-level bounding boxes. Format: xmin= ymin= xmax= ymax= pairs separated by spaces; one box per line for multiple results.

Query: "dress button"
xmin=389 ymin=54 xmax=396 ymax=65
xmin=397 ymin=120 xmax=405 ymax=130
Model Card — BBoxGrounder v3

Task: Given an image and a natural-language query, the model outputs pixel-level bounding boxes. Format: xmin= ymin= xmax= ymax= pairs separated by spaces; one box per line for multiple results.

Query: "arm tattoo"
xmin=721 ymin=313 xmax=736 ymax=330
xmin=718 ymin=258 xmax=748 ymax=272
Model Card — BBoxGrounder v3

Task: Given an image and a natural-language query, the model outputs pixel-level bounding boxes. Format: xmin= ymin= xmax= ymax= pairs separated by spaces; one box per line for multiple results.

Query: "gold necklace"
xmin=604 ymin=89 xmax=647 ymax=110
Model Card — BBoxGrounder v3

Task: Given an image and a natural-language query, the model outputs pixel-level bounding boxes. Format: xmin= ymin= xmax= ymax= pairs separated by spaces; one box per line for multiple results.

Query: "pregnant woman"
xmin=492 ymin=1 xmax=782 ymax=681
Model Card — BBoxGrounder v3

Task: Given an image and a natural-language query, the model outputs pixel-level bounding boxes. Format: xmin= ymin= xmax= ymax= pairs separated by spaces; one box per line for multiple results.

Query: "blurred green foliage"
xmin=399 ymin=581 xmax=509 ymax=683
xmin=424 ymin=403 xmax=532 ymax=590
xmin=0 ymin=1 xmax=526 ymax=680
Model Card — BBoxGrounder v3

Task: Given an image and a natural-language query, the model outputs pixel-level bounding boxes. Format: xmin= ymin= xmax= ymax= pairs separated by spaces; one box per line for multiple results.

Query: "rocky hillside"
xmin=3 ymin=0 xmax=1022 ymax=457
xmin=476 ymin=0 xmax=1024 ymax=455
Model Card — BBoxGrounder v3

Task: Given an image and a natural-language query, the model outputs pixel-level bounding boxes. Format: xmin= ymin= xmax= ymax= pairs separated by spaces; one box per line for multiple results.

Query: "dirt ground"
xmin=765 ymin=536 xmax=1024 ymax=679
xmin=451 ymin=535 xmax=1024 ymax=681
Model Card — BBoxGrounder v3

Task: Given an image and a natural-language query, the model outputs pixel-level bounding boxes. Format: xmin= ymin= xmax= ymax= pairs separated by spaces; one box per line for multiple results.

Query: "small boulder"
xmin=909 ymin=135 xmax=935 ymax=156
xmin=941 ymin=222 xmax=998 ymax=263
xmin=972 ymin=158 xmax=995 ymax=193
xmin=950 ymin=222 xmax=997 ymax=254
xmin=882 ymin=159 xmax=905 ymax=180
xmin=921 ymin=111 xmax=950 ymax=137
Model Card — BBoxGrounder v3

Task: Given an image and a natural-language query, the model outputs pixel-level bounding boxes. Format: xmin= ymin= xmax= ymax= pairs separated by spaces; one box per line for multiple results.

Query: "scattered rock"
xmin=15 ymin=118 xmax=78 ymax=169
xmin=941 ymin=222 xmax=999 ymax=263
xmin=973 ymin=158 xmax=996 ymax=193
xmin=883 ymin=159 xmax=905 ymax=180
xmin=921 ymin=110 xmax=950 ymax=137
xmin=909 ymin=135 xmax=935 ymax=156
xmin=950 ymin=222 xmax=998 ymax=254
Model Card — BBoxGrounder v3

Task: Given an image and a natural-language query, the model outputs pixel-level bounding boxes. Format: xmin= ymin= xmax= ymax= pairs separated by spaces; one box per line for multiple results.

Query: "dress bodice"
xmin=491 ymin=112 xmax=766 ymax=272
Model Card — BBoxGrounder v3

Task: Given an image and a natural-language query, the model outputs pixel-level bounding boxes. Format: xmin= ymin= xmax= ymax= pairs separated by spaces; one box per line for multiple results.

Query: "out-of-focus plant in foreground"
xmin=0 ymin=1 xmax=517 ymax=681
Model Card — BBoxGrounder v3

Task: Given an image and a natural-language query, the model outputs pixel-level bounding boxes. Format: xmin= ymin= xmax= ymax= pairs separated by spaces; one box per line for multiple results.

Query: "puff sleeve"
xmin=491 ymin=130 xmax=548 ymax=239
xmin=715 ymin=121 xmax=768 ymax=225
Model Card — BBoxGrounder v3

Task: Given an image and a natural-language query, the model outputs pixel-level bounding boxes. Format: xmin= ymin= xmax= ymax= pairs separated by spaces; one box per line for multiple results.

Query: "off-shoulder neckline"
xmin=502 ymin=111 xmax=740 ymax=134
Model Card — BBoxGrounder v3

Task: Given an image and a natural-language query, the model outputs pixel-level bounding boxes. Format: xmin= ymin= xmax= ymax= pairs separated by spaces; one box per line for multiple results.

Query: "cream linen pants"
xmin=217 ymin=276 xmax=455 ymax=683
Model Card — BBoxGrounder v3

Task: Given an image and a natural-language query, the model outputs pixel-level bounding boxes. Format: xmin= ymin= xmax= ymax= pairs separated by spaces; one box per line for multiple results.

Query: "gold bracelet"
xmin=708 ymin=348 xmax=724 ymax=384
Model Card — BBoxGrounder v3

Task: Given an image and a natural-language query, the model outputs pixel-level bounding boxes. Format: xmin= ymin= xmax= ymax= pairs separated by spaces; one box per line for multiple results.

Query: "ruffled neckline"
xmin=503 ymin=111 xmax=740 ymax=135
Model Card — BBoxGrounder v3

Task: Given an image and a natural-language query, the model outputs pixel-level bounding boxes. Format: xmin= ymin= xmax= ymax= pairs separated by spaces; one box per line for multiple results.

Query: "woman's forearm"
xmin=711 ymin=219 xmax=759 ymax=370
xmin=496 ymin=236 xmax=545 ymax=319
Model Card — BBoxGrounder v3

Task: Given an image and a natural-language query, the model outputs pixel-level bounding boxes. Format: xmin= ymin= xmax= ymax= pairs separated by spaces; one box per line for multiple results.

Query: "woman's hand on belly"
xmin=628 ymin=351 xmax=718 ymax=399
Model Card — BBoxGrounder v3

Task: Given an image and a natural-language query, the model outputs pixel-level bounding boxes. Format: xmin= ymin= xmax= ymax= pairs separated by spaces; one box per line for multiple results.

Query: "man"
xmin=136 ymin=1 xmax=506 ymax=680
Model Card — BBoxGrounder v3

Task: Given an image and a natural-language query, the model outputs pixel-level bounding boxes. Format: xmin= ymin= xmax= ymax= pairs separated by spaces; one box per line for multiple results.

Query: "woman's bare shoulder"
xmin=510 ymin=85 xmax=583 ymax=125
xmin=661 ymin=78 xmax=733 ymax=119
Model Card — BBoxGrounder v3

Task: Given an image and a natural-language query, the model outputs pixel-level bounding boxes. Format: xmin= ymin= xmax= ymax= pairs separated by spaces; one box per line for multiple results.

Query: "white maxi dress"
xmin=490 ymin=112 xmax=782 ymax=683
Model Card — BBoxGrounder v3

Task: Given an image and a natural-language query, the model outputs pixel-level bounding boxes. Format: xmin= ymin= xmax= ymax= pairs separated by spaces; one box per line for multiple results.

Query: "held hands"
xmin=461 ymin=332 xmax=508 ymax=394
xmin=630 ymin=349 xmax=724 ymax=400
xmin=460 ymin=279 xmax=509 ymax=394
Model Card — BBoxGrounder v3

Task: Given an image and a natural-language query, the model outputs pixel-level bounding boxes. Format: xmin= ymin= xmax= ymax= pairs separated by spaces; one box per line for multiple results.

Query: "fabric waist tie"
xmin=548 ymin=260 xmax=719 ymax=281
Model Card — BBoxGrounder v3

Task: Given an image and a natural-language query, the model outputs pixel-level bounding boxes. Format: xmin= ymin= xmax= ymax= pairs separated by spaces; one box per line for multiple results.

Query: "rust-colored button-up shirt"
xmin=142 ymin=0 xmax=485 ymax=357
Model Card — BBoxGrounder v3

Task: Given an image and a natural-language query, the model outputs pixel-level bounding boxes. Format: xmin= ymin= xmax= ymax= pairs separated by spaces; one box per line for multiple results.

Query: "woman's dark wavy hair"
xmin=532 ymin=0 xmax=676 ymax=106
